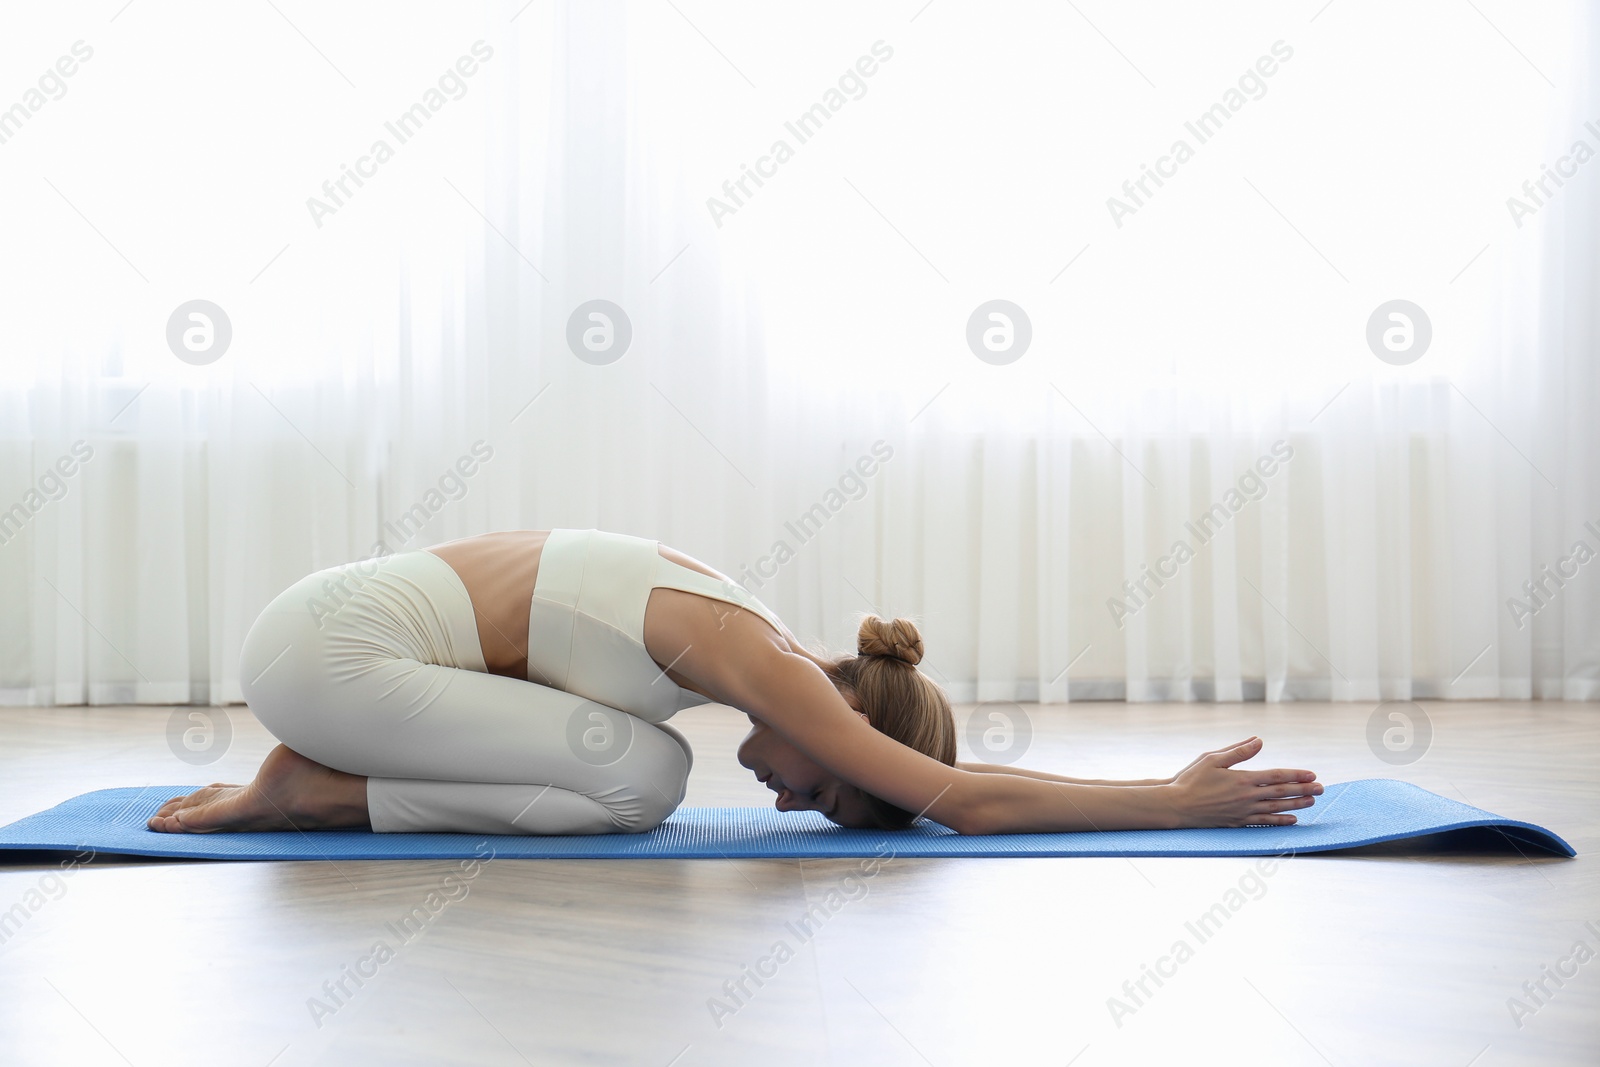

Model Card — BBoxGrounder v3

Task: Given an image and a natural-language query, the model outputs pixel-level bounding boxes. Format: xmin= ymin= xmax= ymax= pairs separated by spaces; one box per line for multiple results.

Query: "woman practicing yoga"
xmin=147 ymin=528 xmax=1322 ymax=836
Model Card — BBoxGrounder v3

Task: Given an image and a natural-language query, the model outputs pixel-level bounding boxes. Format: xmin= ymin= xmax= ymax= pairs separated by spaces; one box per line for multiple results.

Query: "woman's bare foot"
xmin=147 ymin=744 xmax=370 ymax=833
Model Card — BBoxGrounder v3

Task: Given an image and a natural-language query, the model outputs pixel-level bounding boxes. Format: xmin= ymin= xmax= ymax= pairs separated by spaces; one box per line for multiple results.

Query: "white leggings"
xmin=237 ymin=550 xmax=692 ymax=835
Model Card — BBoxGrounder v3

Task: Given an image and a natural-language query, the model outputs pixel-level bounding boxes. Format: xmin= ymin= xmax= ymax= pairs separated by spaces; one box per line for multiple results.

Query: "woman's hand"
xmin=1167 ymin=736 xmax=1322 ymax=828
xmin=1165 ymin=736 xmax=1260 ymax=785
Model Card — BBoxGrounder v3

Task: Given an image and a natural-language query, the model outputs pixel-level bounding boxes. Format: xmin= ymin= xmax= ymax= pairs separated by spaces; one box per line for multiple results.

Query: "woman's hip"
xmin=239 ymin=550 xmax=487 ymax=719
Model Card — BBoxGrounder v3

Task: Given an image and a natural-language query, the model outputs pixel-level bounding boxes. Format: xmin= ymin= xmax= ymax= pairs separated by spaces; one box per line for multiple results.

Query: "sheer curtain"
xmin=0 ymin=1 xmax=1594 ymax=708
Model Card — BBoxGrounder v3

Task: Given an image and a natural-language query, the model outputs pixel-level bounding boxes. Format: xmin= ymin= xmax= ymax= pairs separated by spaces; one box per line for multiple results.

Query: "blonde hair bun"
xmin=856 ymin=615 xmax=924 ymax=666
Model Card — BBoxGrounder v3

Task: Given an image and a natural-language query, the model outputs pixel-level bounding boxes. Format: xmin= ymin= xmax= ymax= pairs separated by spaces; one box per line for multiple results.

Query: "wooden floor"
xmin=0 ymin=701 xmax=1595 ymax=1066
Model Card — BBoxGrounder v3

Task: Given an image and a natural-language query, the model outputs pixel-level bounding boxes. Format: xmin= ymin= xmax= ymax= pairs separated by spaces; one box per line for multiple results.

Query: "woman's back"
xmin=423 ymin=530 xmax=547 ymax=680
xmin=424 ymin=529 xmax=812 ymax=698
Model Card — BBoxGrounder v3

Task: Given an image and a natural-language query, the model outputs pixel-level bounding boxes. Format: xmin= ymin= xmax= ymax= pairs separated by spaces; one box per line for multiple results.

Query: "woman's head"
xmin=736 ymin=614 xmax=957 ymax=830
xmin=823 ymin=615 xmax=958 ymax=828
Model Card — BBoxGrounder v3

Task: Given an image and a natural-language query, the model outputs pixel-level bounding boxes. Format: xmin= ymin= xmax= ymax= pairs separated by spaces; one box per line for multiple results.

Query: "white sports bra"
xmin=525 ymin=528 xmax=786 ymax=723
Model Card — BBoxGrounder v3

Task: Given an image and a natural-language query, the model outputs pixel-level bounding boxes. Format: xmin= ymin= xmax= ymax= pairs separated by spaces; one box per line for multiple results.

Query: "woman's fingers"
xmin=1208 ymin=736 xmax=1264 ymax=767
xmin=1255 ymin=794 xmax=1318 ymax=811
xmin=1198 ymin=737 xmax=1255 ymax=758
xmin=1251 ymin=768 xmax=1318 ymax=786
xmin=1252 ymin=780 xmax=1324 ymax=798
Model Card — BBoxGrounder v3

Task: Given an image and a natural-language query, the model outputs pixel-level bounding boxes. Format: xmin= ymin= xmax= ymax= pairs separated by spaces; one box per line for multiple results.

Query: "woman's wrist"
xmin=1154 ymin=782 xmax=1185 ymax=829
xmin=1099 ymin=783 xmax=1183 ymax=829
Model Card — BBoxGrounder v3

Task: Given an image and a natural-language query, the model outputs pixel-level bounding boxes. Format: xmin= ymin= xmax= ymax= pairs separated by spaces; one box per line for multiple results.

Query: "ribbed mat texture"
xmin=0 ymin=778 xmax=1574 ymax=860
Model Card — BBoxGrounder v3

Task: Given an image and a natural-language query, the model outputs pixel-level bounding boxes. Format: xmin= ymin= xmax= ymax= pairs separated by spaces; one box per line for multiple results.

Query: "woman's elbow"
xmin=939 ymin=780 xmax=994 ymax=836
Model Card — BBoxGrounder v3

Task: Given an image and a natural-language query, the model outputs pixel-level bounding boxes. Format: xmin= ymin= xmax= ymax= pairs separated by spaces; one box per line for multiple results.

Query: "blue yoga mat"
xmin=0 ymin=778 xmax=1574 ymax=861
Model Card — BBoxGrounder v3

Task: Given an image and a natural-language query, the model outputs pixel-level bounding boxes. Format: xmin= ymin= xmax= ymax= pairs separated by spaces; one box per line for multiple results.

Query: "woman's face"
xmin=736 ymin=692 xmax=876 ymax=829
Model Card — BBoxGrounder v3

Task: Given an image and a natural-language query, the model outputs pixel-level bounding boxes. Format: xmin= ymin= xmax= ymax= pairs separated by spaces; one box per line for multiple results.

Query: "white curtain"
xmin=1 ymin=1 xmax=1594 ymax=707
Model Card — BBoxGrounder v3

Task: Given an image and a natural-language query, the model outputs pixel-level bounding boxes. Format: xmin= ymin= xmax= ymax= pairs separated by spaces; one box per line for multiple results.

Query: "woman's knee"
xmin=652 ymin=721 xmax=694 ymax=774
xmin=615 ymin=724 xmax=691 ymax=832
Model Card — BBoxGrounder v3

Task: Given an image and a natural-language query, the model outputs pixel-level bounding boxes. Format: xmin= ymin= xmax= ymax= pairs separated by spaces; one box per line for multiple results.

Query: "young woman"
xmin=147 ymin=528 xmax=1322 ymax=836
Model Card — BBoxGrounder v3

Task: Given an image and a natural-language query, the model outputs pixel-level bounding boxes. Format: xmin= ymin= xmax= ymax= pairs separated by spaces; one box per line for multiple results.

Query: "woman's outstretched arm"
xmin=951 ymin=736 xmax=1320 ymax=832
xmin=956 ymin=762 xmax=1171 ymax=787
xmin=721 ymin=651 xmax=1179 ymax=833
xmin=955 ymin=734 xmax=1305 ymax=790
xmin=709 ymin=646 xmax=1322 ymax=832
